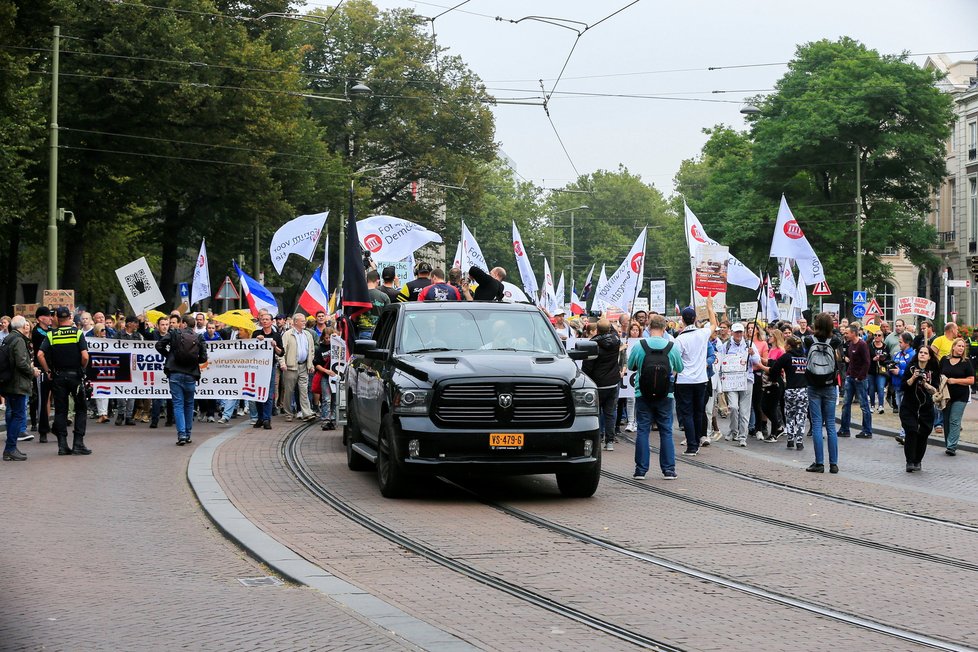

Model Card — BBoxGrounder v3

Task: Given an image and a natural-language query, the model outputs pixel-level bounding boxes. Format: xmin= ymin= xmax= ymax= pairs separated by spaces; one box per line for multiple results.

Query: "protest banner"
xmin=821 ymin=302 xmax=840 ymax=318
xmin=86 ymin=338 xmax=273 ymax=399
xmin=648 ymin=278 xmax=666 ymax=314
xmin=328 ymin=334 xmax=348 ymax=395
xmin=694 ymin=243 xmax=728 ymax=318
xmin=739 ymin=302 xmax=757 ymax=320
xmin=617 ymin=340 xmax=638 ymax=399
xmin=13 ymin=304 xmax=39 ymax=317
xmin=115 ymin=257 xmax=165 ymax=315
xmin=377 ymin=260 xmax=412 ymax=289
xmin=43 ymin=289 xmax=75 ymax=313
xmin=897 ymin=296 xmax=936 ymax=319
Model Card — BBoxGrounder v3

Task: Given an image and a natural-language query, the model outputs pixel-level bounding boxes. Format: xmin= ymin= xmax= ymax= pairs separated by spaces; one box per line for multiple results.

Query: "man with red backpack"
xmin=626 ymin=313 xmax=684 ymax=481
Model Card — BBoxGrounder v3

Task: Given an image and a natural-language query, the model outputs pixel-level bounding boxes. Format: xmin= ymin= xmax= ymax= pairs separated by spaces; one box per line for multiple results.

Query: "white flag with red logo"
xmin=452 ymin=241 xmax=461 ymax=269
xmin=356 ymin=215 xmax=442 ymax=264
xmin=270 ymin=211 xmax=328 ymax=274
xmin=595 ymin=228 xmax=646 ymax=312
xmin=769 ymin=195 xmax=825 ymax=284
xmin=512 ymin=221 xmax=538 ymax=296
xmin=190 ymin=238 xmax=210 ymax=307
xmin=592 ymin=265 xmax=609 ymax=314
xmin=762 ymin=274 xmax=780 ymax=322
xmin=541 ymin=258 xmax=557 ymax=314
xmin=555 ymin=272 xmax=565 ymax=311
xmin=460 ymin=221 xmax=488 ymax=273
xmin=684 ymin=203 xmax=760 ymax=290
xmin=778 ymin=258 xmax=797 ymax=303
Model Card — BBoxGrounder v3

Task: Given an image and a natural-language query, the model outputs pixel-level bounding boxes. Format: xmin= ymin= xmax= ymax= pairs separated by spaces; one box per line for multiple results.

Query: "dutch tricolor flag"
xmin=233 ymin=260 xmax=279 ymax=318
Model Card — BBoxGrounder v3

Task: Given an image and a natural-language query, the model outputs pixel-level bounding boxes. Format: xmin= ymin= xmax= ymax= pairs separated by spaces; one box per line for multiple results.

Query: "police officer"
xmin=37 ymin=307 xmax=91 ymax=456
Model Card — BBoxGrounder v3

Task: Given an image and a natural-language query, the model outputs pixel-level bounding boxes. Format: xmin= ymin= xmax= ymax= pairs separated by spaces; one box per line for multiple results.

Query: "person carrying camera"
xmin=899 ymin=345 xmax=940 ymax=473
xmin=37 ymin=307 xmax=91 ymax=456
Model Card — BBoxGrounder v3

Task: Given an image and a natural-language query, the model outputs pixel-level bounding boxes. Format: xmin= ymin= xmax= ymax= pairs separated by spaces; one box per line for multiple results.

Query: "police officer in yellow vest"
xmin=37 ymin=307 xmax=91 ymax=455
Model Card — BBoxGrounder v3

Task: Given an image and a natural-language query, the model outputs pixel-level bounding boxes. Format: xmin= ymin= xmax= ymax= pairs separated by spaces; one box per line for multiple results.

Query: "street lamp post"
xmin=47 ymin=25 xmax=60 ymax=289
xmin=551 ymin=205 xmax=589 ymax=289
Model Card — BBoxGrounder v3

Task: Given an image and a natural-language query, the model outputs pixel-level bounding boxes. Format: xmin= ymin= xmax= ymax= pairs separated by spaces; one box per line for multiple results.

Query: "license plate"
xmin=490 ymin=433 xmax=524 ymax=449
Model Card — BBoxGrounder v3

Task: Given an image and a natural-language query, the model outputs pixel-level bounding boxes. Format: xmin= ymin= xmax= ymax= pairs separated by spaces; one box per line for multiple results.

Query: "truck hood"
xmin=398 ymin=350 xmax=582 ymax=385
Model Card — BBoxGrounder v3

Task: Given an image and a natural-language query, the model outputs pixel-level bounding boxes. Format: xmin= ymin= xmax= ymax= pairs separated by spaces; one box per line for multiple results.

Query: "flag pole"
xmin=744 ymin=268 xmax=765 ymax=373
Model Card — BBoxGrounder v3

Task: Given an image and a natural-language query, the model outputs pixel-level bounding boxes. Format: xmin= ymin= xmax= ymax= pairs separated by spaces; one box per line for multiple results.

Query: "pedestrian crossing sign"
xmin=852 ymin=290 xmax=867 ymax=304
xmin=865 ymin=298 xmax=884 ymax=317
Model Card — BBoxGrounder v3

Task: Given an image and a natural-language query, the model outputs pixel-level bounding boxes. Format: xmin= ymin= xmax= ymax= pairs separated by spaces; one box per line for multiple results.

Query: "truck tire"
xmin=377 ymin=413 xmax=410 ymax=498
xmin=555 ymin=462 xmax=601 ymax=498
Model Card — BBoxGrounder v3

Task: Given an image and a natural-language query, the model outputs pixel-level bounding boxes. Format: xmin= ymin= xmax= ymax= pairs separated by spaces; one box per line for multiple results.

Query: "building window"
xmin=881 ymin=247 xmax=897 ymax=256
xmin=917 ymin=270 xmax=928 ymax=299
xmin=971 ymin=176 xmax=978 ymax=244
xmin=877 ymin=282 xmax=895 ymax=323
xmin=970 ymin=121 xmax=977 ymax=161
xmin=950 ymin=179 xmax=956 ymax=234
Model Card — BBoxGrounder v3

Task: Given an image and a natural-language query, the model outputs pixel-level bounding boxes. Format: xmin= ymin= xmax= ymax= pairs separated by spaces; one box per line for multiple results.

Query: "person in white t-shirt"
xmin=674 ymin=296 xmax=717 ymax=455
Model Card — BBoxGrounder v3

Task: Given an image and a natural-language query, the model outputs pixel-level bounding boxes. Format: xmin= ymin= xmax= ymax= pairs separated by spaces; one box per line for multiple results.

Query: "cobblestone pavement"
xmin=0 ymin=419 xmax=418 ymax=651
xmin=217 ymin=424 xmax=973 ymax=651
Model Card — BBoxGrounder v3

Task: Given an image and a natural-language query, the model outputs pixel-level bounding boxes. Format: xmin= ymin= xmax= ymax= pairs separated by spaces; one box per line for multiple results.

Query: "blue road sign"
xmin=852 ymin=291 xmax=866 ymax=304
xmin=178 ymin=282 xmax=189 ymax=298
xmin=852 ymin=304 xmax=867 ymax=319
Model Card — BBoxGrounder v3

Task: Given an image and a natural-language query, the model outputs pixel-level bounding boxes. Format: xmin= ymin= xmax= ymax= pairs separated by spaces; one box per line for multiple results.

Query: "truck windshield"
xmin=400 ymin=309 xmax=564 ymax=355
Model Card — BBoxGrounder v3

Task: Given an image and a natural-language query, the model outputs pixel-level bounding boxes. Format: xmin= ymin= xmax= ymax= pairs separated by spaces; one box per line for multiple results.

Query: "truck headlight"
xmin=572 ymin=388 xmax=598 ymax=416
xmin=393 ymin=389 xmax=431 ymax=415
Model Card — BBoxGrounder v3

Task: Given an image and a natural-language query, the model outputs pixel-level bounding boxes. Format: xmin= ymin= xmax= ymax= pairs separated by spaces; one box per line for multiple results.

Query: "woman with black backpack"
xmin=804 ymin=313 xmax=842 ymax=473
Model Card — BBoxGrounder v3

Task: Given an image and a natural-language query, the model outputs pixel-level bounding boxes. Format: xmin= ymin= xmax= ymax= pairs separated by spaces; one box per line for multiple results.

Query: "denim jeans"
xmin=869 ymin=374 xmax=886 ymax=408
xmin=840 ymin=376 xmax=872 ymax=435
xmin=943 ymin=400 xmax=967 ymax=452
xmin=221 ymin=398 xmax=238 ymax=420
xmin=169 ymin=372 xmax=197 ymax=441
xmin=3 ymin=393 xmax=27 ymax=452
xmin=151 ymin=399 xmax=172 ymax=424
xmin=257 ymin=365 xmax=277 ymax=423
xmin=597 ymin=387 xmax=619 ymax=443
xmin=674 ymin=382 xmax=707 ymax=451
xmin=807 ymin=384 xmax=838 ymax=465
xmin=318 ymin=377 xmax=336 ymax=422
xmin=634 ymin=395 xmax=675 ymax=476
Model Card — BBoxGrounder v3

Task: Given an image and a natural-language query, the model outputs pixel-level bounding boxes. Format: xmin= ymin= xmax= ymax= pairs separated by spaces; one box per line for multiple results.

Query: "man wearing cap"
xmin=398 ymin=262 xmax=432 ymax=302
xmin=379 ymin=266 xmax=400 ymax=302
xmin=37 ymin=307 xmax=91 ymax=455
xmin=674 ymin=297 xmax=718 ymax=456
xmin=30 ymin=306 xmax=56 ymax=441
xmin=719 ymin=321 xmax=762 ymax=447
xmin=551 ymin=308 xmax=571 ymax=343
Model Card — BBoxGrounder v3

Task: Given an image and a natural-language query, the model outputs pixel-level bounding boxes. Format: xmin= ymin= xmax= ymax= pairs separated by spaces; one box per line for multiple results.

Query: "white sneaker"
xmin=606 ymin=441 xmax=614 ymax=451
xmin=217 ymin=417 xmax=229 ymax=424
xmin=632 ymin=472 xmax=646 ymax=480
xmin=237 ymin=408 xmax=246 ymax=416
xmin=699 ymin=435 xmax=710 ymax=447
xmin=712 ymin=430 xmax=723 ymax=441
xmin=724 ymin=432 xmax=734 ymax=441
xmin=739 ymin=439 xmax=748 ymax=447
xmin=625 ymin=422 xmax=636 ymax=432
xmin=208 ymin=416 xmax=216 ymax=423
xmin=755 ymin=431 xmax=766 ymax=441
xmin=877 ymin=407 xmax=884 ymax=415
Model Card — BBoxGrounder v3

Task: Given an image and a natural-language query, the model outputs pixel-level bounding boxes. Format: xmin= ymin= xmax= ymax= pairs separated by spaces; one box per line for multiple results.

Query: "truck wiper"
xmin=406 ymin=347 xmax=456 ymax=354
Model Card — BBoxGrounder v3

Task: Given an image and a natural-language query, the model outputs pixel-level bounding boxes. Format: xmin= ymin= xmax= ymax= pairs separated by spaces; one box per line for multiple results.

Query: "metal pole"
xmin=253 ymin=218 xmax=260 ymax=277
xmin=569 ymin=210 xmax=575 ymax=292
xmin=855 ymin=148 xmax=862 ymax=293
xmin=47 ymin=25 xmax=60 ymax=289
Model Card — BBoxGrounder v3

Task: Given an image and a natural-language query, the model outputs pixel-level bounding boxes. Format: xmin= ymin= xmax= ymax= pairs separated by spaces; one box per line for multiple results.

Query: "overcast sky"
xmin=307 ymin=0 xmax=977 ymax=195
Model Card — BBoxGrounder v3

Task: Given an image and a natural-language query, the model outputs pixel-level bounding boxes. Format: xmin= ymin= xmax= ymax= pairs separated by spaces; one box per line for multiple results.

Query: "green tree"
xmin=748 ymin=37 xmax=952 ymax=295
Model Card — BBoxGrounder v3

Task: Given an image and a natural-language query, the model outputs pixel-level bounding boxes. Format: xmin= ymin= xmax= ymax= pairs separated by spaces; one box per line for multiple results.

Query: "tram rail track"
xmin=284 ymin=425 xmax=977 ymax=652
xmin=621 ymin=434 xmax=978 ymax=534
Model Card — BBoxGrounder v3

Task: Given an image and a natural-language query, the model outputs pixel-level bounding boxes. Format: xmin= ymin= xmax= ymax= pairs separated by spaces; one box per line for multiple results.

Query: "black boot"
xmin=56 ymin=434 xmax=72 ymax=456
xmin=72 ymin=436 xmax=92 ymax=455
xmin=39 ymin=433 xmax=49 ymax=443
xmin=253 ymin=420 xmax=265 ymax=429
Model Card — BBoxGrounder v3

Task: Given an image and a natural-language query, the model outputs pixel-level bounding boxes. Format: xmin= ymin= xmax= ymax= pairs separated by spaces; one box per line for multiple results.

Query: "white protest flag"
xmin=501 ymin=281 xmax=530 ymax=303
xmin=511 ymin=221 xmax=538 ymax=296
xmin=778 ymin=258 xmax=797 ymax=302
xmin=595 ymin=228 xmax=646 ymax=312
xmin=115 ymin=257 xmax=165 ymax=315
xmin=190 ymin=238 xmax=210 ymax=306
xmin=684 ymin=203 xmax=760 ymax=290
xmin=270 ymin=211 xmax=328 ymax=274
xmin=541 ymin=258 xmax=557 ymax=314
xmin=762 ymin=274 xmax=780 ymax=322
xmin=460 ymin=221 xmax=488 ymax=272
xmin=357 ymin=215 xmax=442 ymax=263
xmin=769 ymin=195 xmax=825 ymax=284
xmin=592 ymin=265 xmax=609 ymax=313
xmin=555 ymin=272 xmax=565 ymax=311
xmin=451 ymin=242 xmax=462 ymax=269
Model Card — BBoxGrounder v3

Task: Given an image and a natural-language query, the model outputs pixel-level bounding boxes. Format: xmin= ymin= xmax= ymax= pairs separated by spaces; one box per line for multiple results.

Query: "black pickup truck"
xmin=344 ymin=301 xmax=601 ymax=498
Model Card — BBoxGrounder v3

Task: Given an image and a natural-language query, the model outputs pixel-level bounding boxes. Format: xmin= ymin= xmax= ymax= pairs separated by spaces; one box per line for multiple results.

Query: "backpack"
xmin=805 ymin=338 xmax=837 ymax=386
xmin=170 ymin=330 xmax=201 ymax=368
xmin=0 ymin=337 xmax=13 ymax=384
xmin=639 ymin=341 xmax=674 ymax=400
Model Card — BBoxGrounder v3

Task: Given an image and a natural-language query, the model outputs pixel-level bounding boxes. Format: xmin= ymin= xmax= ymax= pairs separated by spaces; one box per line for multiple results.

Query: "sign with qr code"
xmin=115 ymin=257 xmax=165 ymax=315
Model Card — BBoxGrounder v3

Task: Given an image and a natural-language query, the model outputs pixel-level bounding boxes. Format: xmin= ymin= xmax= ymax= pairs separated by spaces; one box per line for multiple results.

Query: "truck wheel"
xmin=345 ymin=404 xmax=372 ymax=471
xmin=556 ymin=462 xmax=601 ymax=498
xmin=376 ymin=413 xmax=410 ymax=498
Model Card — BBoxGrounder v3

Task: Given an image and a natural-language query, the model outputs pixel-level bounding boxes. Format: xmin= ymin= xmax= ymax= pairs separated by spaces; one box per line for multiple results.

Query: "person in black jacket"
xmin=899 ymin=345 xmax=940 ymax=472
xmin=468 ymin=266 xmax=506 ymax=302
xmin=768 ymin=336 xmax=808 ymax=453
xmin=582 ymin=318 xmax=621 ymax=451
xmin=155 ymin=314 xmax=207 ymax=446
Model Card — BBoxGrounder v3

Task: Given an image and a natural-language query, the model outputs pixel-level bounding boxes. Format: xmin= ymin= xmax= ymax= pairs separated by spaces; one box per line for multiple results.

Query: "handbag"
xmin=934 ymin=377 xmax=951 ymax=410
xmin=311 ymin=370 xmax=325 ymax=395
